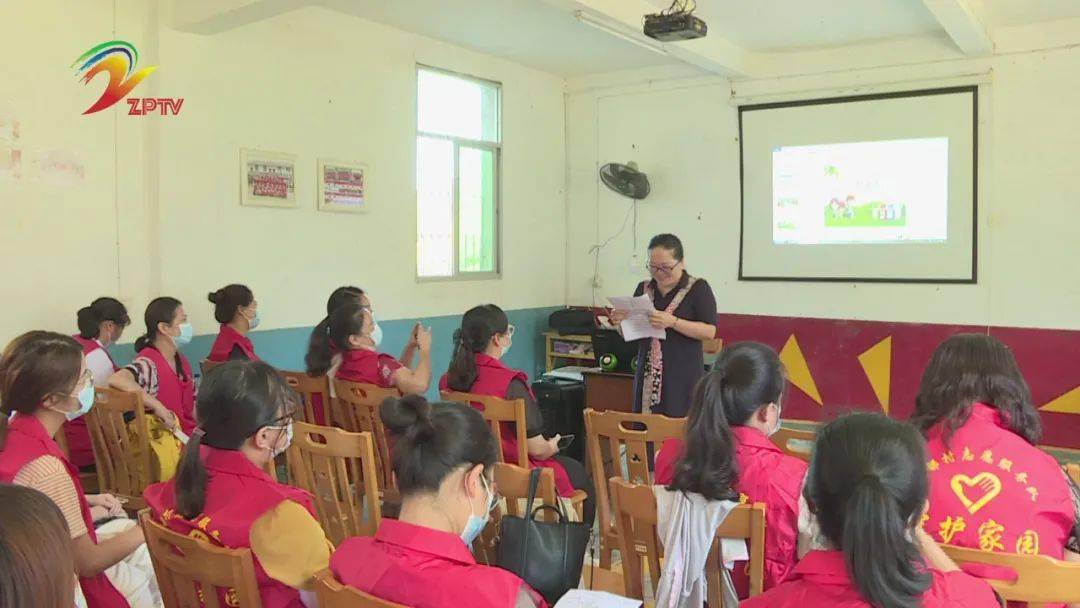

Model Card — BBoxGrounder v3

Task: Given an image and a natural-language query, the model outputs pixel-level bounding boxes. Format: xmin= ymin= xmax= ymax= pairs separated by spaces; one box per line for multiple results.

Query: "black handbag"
xmin=495 ymin=468 xmax=591 ymax=604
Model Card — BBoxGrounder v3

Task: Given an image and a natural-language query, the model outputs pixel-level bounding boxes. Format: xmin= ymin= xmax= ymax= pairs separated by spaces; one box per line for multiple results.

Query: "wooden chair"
xmin=280 ymin=370 xmax=332 ymax=426
xmin=942 ymin=544 xmax=1080 ymax=607
xmin=442 ymin=390 xmax=588 ymax=519
xmin=333 ymin=380 xmax=400 ymax=499
xmin=287 ymin=421 xmax=382 ymax=546
xmin=1066 ymin=462 xmax=1079 ymax=485
xmin=85 ymin=388 xmax=152 ymax=509
xmin=199 ymin=358 xmax=223 ymax=378
xmin=313 ymin=569 xmax=407 ymax=608
xmin=609 ymin=479 xmax=766 ymax=605
xmin=770 ymin=425 xmax=817 ymax=462
xmin=584 ymin=408 xmax=686 ymax=568
xmin=139 ymin=510 xmax=263 ymax=608
xmin=473 ymin=463 xmax=562 ymax=564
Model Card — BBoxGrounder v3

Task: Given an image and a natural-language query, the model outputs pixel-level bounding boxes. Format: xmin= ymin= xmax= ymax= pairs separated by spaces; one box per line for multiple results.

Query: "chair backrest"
xmin=770 ymin=426 xmax=817 ymax=462
xmin=313 ymin=569 xmax=407 ymax=608
xmin=942 ymin=544 xmax=1080 ymax=607
xmin=609 ymin=478 xmax=766 ymax=604
xmin=287 ymin=421 xmax=381 ymax=546
xmin=1066 ymin=462 xmax=1079 ymax=485
xmin=280 ymin=370 xmax=331 ymax=426
xmin=139 ymin=510 xmax=263 ymax=608
xmin=333 ymin=380 xmax=400 ymax=493
xmin=440 ymin=390 xmax=528 ymax=468
xmin=199 ymin=358 xmax=223 ymax=378
xmin=86 ymin=387 xmax=152 ymax=502
xmin=584 ymin=409 xmax=685 ymax=539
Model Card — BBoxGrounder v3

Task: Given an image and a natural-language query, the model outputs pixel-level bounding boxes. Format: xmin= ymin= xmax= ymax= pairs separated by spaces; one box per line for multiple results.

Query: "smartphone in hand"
xmin=556 ymin=434 xmax=576 ymax=451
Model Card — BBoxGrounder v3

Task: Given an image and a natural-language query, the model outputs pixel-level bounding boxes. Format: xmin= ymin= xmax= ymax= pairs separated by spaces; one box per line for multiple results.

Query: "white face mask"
xmin=768 ymin=403 xmax=782 ymax=437
xmin=268 ymin=422 xmax=293 ymax=458
xmin=370 ymin=321 xmax=383 ymax=348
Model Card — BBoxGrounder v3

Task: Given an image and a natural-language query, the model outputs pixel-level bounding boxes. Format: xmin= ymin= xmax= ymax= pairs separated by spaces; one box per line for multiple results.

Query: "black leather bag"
xmin=548 ymin=308 xmax=596 ymax=335
xmin=495 ymin=468 xmax=591 ymax=604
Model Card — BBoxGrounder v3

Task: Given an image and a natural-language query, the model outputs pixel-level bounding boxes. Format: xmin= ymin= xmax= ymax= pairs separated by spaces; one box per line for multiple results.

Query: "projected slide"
xmin=772 ymin=137 xmax=949 ymax=245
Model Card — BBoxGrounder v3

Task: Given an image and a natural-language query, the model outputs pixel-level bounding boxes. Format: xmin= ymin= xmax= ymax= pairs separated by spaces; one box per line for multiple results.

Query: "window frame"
xmin=415 ymin=64 xmax=502 ymax=282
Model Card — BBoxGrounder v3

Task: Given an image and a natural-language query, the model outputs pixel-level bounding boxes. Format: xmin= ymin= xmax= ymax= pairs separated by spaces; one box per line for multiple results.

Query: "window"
xmin=416 ymin=66 xmax=501 ymax=278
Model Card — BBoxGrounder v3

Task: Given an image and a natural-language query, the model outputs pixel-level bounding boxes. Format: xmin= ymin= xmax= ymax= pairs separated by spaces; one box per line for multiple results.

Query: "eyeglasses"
xmin=506 ymin=325 xmax=516 ymax=338
xmin=65 ymin=369 xmax=94 ymax=397
xmin=646 ymin=263 xmax=680 ymax=275
xmin=269 ymin=402 xmax=300 ymax=427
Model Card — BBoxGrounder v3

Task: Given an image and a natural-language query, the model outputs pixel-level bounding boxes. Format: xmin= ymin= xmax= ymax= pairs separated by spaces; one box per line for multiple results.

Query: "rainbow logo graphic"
xmin=72 ymin=40 xmax=158 ymax=115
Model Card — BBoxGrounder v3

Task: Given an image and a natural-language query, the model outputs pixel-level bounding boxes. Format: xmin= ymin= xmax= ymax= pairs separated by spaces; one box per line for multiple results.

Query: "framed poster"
xmin=240 ymin=148 xmax=297 ymax=208
xmin=317 ymin=158 xmax=367 ymax=213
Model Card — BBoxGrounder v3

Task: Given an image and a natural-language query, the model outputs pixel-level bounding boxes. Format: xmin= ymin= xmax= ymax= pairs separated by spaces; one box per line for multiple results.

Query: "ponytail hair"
xmin=806 ymin=412 xmax=930 ymax=608
xmin=134 ymin=297 xmax=182 ymax=353
xmin=76 ymin=297 xmax=129 ymax=339
xmin=668 ymin=370 xmax=738 ymax=501
xmin=0 ymin=332 xmax=83 ymax=451
xmin=446 ymin=304 xmax=508 ymax=392
xmin=176 ymin=360 xmax=293 ymax=518
xmin=380 ymin=395 xmax=498 ymax=495
xmin=207 ymin=284 xmax=253 ymax=324
xmin=305 ymin=286 xmax=367 ymax=377
xmin=305 ymin=301 xmax=366 ymax=376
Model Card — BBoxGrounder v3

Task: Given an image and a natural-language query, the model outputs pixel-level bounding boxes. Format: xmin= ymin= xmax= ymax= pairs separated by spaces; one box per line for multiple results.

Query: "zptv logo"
xmin=73 ymin=40 xmax=183 ymax=116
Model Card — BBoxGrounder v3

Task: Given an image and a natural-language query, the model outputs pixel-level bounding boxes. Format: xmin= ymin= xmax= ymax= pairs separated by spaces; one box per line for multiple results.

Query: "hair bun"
xmin=207 ymin=291 xmax=219 ymax=304
xmin=380 ymin=395 xmax=435 ymax=439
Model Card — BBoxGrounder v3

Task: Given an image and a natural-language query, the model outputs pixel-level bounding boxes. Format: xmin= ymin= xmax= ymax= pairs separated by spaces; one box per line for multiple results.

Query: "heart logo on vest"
xmin=950 ymin=472 xmax=1002 ymax=514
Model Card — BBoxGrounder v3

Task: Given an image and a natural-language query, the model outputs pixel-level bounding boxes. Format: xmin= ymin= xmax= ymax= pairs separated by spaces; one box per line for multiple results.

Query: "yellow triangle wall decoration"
xmin=1040 ymin=385 xmax=1080 ymax=415
xmin=779 ymin=334 xmax=822 ymax=406
xmin=857 ymin=336 xmax=892 ymax=414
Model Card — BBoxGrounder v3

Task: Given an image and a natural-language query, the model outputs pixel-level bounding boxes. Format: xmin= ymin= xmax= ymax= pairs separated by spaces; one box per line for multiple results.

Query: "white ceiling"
xmin=236 ymin=0 xmax=1080 ymax=77
xmin=319 ymin=0 xmax=678 ymax=76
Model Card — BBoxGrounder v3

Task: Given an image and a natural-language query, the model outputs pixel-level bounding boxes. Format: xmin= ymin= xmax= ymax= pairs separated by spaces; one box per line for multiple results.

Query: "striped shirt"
xmin=12 ymin=455 xmax=88 ymax=538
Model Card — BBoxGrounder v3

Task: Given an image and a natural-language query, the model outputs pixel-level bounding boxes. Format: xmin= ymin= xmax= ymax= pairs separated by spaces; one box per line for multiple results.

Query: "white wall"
xmin=0 ymin=0 xmax=567 ymax=345
xmin=565 ymin=43 xmax=1080 ymax=330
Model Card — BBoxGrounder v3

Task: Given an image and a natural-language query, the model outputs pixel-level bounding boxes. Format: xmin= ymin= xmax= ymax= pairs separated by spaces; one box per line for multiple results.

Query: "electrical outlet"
xmin=592 ymin=275 xmax=603 ymax=289
xmin=629 ymin=252 xmax=641 ymax=272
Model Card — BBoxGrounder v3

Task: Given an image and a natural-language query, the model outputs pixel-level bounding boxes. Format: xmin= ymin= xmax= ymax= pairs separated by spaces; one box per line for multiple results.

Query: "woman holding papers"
xmin=609 ymin=233 xmax=717 ymax=417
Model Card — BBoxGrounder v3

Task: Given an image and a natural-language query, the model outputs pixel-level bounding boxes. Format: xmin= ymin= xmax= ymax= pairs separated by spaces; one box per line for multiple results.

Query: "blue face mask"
xmin=246 ymin=308 xmax=261 ymax=330
xmin=460 ymin=475 xmax=495 ymax=547
xmin=62 ymin=382 xmax=96 ymax=421
xmin=370 ymin=321 xmax=383 ymax=348
xmin=172 ymin=322 xmax=194 ymax=346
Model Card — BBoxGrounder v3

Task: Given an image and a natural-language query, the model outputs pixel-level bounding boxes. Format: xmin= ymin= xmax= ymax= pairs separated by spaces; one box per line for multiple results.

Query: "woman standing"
xmin=609 ymin=234 xmax=717 ymax=417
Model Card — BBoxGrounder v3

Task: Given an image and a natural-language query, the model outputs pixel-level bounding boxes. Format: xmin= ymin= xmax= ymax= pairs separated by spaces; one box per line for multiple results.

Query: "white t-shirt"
xmin=85 ymin=341 xmax=115 ymax=387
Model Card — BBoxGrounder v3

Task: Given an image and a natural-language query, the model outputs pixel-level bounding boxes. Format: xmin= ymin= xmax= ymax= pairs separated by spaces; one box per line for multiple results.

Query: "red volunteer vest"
xmin=654 ymin=425 xmax=807 ymax=593
xmin=67 ymin=335 xmax=119 ymax=468
xmin=0 ymin=414 xmax=129 ymax=608
xmin=334 ymin=348 xmax=402 ymax=389
xmin=923 ymin=403 xmax=1073 ymax=562
xmin=332 ymin=518 xmax=547 ymax=608
xmin=144 ymin=446 xmax=318 ymax=608
xmin=438 ymin=353 xmax=575 ymax=497
xmin=740 ymin=550 xmax=999 ymax=608
xmin=208 ymin=324 xmax=259 ymax=362
xmin=137 ymin=347 xmax=196 ymax=433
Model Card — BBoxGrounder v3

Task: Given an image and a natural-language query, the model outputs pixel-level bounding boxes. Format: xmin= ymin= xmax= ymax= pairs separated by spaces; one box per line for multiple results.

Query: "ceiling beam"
xmin=540 ymin=0 xmax=749 ymax=77
xmin=173 ymin=0 xmax=310 ymax=34
xmin=920 ymin=0 xmax=994 ymax=56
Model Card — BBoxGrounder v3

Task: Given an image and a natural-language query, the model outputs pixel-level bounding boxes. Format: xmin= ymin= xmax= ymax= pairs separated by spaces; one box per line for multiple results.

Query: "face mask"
xmin=460 ymin=474 xmax=495 ymax=546
xmin=370 ymin=322 xmax=383 ymax=348
xmin=171 ymin=322 xmax=194 ymax=346
xmin=69 ymin=383 xmax=96 ymax=421
xmin=500 ymin=334 xmax=512 ymax=357
xmin=269 ymin=422 xmax=293 ymax=458
xmin=768 ymin=403 xmax=782 ymax=437
xmin=246 ymin=308 xmax=261 ymax=330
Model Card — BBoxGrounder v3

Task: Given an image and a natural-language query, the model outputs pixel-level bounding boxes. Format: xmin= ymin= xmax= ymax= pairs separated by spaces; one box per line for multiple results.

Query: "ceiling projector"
xmin=644 ymin=7 xmax=707 ymax=42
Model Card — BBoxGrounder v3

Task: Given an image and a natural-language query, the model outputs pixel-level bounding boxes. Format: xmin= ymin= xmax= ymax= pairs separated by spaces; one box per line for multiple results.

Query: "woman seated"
xmin=306 ymin=300 xmax=431 ymax=396
xmin=653 ymin=341 xmax=805 ymax=593
xmin=331 ymin=395 xmax=546 ymax=608
xmin=912 ymin=334 xmax=1080 ymax=566
xmin=207 ymin=284 xmax=261 ymax=362
xmin=440 ymin=304 xmax=594 ymax=525
xmin=743 ymin=412 xmax=999 ymax=608
xmin=144 ymin=360 xmax=330 ymax=608
xmin=66 ymin=296 xmax=130 ymax=469
xmin=0 ymin=483 xmax=82 ymax=608
xmin=0 ymin=331 xmax=155 ymax=608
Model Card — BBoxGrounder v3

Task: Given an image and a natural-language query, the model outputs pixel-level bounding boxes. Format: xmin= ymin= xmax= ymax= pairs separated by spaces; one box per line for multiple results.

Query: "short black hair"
xmin=648 ymin=233 xmax=683 ymax=261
